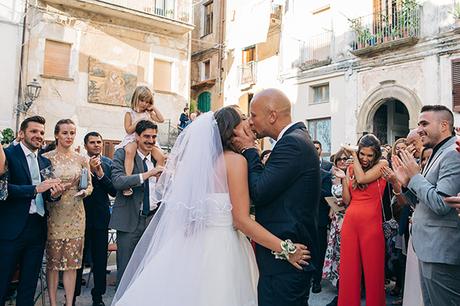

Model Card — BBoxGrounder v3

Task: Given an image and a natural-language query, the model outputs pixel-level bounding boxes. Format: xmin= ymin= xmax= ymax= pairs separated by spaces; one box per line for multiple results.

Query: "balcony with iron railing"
xmin=238 ymin=61 xmax=257 ymax=87
xmin=43 ymin=0 xmax=193 ymax=34
xmin=350 ymin=3 xmax=421 ymax=57
xmin=297 ymin=32 xmax=332 ymax=70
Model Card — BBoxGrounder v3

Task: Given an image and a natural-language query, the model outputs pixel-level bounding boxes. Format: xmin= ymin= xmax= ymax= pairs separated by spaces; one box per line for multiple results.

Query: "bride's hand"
xmin=287 ymin=243 xmax=311 ymax=270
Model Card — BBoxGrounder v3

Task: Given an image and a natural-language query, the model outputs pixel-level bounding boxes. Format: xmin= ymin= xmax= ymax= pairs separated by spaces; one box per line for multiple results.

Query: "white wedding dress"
xmin=112 ymin=113 xmax=258 ymax=306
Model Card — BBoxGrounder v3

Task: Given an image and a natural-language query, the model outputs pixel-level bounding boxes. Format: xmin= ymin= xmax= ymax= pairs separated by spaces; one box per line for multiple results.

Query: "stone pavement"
xmin=33 ymin=273 xmax=399 ymax=306
xmin=7 ymin=264 xmax=400 ymax=306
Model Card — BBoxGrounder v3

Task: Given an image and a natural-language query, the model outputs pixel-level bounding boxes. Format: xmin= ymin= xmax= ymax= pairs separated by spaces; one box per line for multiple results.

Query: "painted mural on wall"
xmin=88 ymin=57 xmax=137 ymax=107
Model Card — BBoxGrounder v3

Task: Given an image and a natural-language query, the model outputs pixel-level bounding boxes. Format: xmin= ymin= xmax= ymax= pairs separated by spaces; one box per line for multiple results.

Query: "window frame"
xmin=42 ymin=39 xmax=73 ymax=81
xmin=153 ymin=58 xmax=173 ymax=93
xmin=202 ymin=1 xmax=214 ymax=37
xmin=310 ymin=83 xmax=330 ymax=105
xmin=306 ymin=117 xmax=332 ymax=157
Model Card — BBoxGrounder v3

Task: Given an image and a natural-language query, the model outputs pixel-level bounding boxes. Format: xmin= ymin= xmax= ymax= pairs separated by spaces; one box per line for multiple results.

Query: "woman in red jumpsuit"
xmin=338 ymin=134 xmax=387 ymax=306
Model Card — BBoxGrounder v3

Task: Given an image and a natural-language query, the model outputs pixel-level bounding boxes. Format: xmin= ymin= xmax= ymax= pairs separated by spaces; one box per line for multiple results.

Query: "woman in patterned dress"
xmin=44 ymin=119 xmax=93 ymax=306
xmin=322 ymin=148 xmax=351 ymax=306
xmin=0 ymin=143 xmax=7 ymax=200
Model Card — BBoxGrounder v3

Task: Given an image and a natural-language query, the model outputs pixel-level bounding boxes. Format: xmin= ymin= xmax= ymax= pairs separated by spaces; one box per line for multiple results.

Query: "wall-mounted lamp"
xmin=17 ymin=78 xmax=41 ymax=113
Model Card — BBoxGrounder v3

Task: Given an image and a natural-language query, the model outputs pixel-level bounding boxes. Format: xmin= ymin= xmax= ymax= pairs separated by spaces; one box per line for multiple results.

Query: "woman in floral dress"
xmin=44 ymin=119 xmax=93 ymax=306
xmin=322 ymin=148 xmax=351 ymax=306
xmin=0 ymin=143 xmax=7 ymax=200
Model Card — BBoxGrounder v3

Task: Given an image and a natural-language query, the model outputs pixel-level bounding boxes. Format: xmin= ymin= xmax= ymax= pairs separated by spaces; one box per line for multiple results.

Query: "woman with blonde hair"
xmin=116 ymin=86 xmax=166 ymax=196
xmin=44 ymin=119 xmax=93 ymax=306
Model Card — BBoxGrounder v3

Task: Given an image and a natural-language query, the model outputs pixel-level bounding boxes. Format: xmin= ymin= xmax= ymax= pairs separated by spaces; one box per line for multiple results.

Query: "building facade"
xmin=219 ymin=0 xmax=460 ymax=157
xmin=17 ymin=0 xmax=193 ymax=154
xmin=190 ymin=0 xmax=225 ymax=112
xmin=0 ymin=0 xmax=26 ymax=130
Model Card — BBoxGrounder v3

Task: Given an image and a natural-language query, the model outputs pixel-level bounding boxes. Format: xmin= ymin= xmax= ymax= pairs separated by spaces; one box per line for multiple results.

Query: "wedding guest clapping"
xmin=391 ymin=105 xmax=460 ymax=306
xmin=43 ymin=119 xmax=93 ymax=306
xmin=0 ymin=116 xmax=64 ymax=305
xmin=74 ymin=132 xmax=116 ymax=306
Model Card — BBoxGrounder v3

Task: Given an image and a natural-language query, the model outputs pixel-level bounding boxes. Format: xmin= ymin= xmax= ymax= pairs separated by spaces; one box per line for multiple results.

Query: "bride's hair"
xmin=214 ymin=106 xmax=242 ymax=153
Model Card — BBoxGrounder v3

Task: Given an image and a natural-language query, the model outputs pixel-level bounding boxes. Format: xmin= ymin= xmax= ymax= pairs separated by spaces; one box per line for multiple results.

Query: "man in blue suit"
xmin=233 ymin=89 xmax=320 ymax=306
xmin=0 ymin=116 xmax=64 ymax=305
xmin=74 ymin=132 xmax=117 ymax=306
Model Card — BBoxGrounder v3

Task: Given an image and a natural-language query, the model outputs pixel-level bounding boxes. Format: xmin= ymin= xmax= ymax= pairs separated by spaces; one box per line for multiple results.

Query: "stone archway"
xmin=356 ymin=81 xmax=423 ymax=138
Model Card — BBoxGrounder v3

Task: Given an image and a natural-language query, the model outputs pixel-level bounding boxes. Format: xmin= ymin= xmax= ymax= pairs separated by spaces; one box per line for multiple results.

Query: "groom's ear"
xmin=268 ymin=110 xmax=277 ymax=124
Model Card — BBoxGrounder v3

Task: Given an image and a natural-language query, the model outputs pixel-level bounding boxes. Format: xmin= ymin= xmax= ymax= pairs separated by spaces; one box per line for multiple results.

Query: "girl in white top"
xmin=116 ymin=86 xmax=166 ymax=196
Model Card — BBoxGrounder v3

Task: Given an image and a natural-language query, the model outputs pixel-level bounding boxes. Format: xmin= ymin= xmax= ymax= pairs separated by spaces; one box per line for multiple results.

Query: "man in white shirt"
xmin=0 ymin=116 xmax=64 ymax=305
xmin=109 ymin=120 xmax=163 ymax=285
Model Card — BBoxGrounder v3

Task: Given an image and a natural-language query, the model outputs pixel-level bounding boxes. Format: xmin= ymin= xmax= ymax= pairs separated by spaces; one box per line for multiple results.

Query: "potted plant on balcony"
xmin=349 ymin=18 xmax=372 ymax=49
xmin=400 ymin=0 xmax=419 ymax=38
xmin=450 ymin=2 xmax=460 ymax=28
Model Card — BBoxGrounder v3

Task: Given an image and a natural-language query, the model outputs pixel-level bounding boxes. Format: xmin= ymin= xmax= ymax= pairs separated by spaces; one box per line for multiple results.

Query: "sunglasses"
xmin=336 ymin=157 xmax=348 ymax=162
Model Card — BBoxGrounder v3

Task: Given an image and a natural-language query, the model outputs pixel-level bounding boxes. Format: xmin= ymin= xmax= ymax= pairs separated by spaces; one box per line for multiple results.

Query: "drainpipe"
xmin=217 ymin=0 xmax=225 ymax=99
xmin=15 ymin=0 xmax=29 ymax=133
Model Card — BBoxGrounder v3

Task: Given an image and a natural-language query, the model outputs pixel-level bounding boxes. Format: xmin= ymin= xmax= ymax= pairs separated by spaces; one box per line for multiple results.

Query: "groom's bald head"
xmin=248 ymin=88 xmax=292 ymax=139
xmin=252 ymin=89 xmax=291 ymax=117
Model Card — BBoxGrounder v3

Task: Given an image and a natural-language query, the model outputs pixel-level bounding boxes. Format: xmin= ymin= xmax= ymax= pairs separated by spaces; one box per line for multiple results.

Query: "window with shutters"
xmin=452 ymin=60 xmax=460 ymax=112
xmin=43 ymin=39 xmax=72 ymax=79
xmin=154 ymin=59 xmax=172 ymax=92
xmin=311 ymin=84 xmax=329 ymax=104
xmin=201 ymin=60 xmax=211 ymax=81
xmin=203 ymin=1 xmax=213 ymax=36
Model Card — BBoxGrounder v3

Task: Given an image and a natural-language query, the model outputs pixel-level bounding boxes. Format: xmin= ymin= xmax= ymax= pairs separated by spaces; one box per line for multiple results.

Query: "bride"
xmin=112 ymin=107 xmax=310 ymax=306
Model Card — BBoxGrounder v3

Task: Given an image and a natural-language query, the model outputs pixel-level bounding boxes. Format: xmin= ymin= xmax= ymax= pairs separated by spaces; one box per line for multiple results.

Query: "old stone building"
xmin=218 ymin=0 xmax=460 ymax=156
xmin=190 ymin=0 xmax=225 ymax=112
xmin=0 ymin=0 xmax=26 ymax=130
xmin=278 ymin=0 xmax=460 ymax=156
xmin=191 ymin=0 xmax=282 ymax=115
xmin=17 ymin=0 xmax=193 ymax=154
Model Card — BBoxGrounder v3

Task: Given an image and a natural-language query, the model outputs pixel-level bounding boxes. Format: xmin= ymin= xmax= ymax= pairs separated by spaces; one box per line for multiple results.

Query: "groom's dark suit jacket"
xmin=243 ymin=122 xmax=320 ymax=275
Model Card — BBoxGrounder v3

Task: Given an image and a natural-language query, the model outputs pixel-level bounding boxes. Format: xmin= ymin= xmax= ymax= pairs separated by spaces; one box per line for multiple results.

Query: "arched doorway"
xmin=356 ymin=82 xmax=423 ymax=142
xmin=198 ymin=91 xmax=211 ymax=112
xmin=373 ymin=99 xmax=409 ymax=144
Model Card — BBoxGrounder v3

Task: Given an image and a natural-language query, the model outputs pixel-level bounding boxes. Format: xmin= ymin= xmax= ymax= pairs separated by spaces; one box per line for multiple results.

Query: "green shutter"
xmin=198 ymin=92 xmax=211 ymax=112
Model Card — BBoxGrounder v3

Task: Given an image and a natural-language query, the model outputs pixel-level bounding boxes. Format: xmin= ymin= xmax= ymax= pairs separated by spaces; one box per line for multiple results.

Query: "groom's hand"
xmin=232 ymin=123 xmax=257 ymax=153
xmin=288 ymin=244 xmax=311 ymax=270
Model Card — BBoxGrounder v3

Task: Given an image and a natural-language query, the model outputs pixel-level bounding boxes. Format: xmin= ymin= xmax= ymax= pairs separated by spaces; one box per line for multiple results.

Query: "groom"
xmin=233 ymin=89 xmax=320 ymax=306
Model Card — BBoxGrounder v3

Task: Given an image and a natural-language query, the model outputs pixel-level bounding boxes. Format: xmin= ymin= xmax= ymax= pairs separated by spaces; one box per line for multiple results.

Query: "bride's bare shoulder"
xmin=223 ymin=151 xmax=247 ymax=169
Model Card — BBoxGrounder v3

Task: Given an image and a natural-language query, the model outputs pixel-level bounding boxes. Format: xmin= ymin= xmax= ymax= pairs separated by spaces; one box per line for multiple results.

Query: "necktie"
xmin=142 ymin=157 xmax=150 ymax=216
xmin=29 ymin=152 xmax=45 ymax=216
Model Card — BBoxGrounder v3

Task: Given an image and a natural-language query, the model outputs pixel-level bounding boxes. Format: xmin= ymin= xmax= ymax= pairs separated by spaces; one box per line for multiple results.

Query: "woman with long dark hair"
xmin=338 ymin=134 xmax=388 ymax=306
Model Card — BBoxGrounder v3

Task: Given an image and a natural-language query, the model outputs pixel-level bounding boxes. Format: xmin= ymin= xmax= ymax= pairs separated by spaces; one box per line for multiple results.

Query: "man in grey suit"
xmin=110 ymin=120 xmax=163 ymax=285
xmin=393 ymin=105 xmax=460 ymax=306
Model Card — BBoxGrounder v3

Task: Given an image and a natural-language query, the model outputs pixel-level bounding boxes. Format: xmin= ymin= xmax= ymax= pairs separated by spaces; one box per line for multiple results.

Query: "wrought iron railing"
xmin=100 ymin=0 xmax=192 ymax=23
xmin=157 ymin=119 xmax=180 ymax=152
xmin=298 ymin=32 xmax=332 ymax=66
xmin=350 ymin=4 xmax=420 ymax=51
xmin=238 ymin=61 xmax=257 ymax=86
